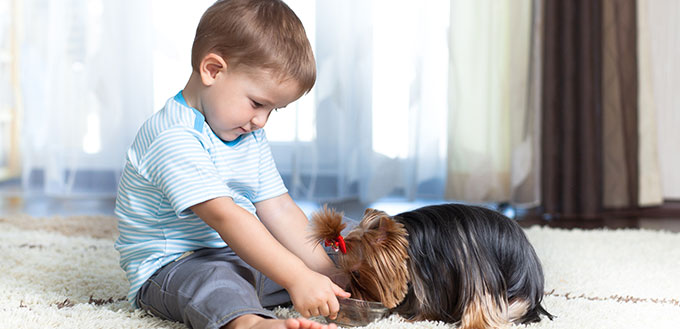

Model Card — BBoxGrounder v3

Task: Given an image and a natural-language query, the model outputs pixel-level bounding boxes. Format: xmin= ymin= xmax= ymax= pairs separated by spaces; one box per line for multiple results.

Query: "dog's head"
xmin=310 ymin=206 xmax=410 ymax=308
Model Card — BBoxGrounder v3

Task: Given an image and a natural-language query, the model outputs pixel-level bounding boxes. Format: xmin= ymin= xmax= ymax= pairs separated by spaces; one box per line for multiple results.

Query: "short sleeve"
xmin=140 ymin=127 xmax=232 ymax=217
xmin=252 ymin=130 xmax=287 ymax=202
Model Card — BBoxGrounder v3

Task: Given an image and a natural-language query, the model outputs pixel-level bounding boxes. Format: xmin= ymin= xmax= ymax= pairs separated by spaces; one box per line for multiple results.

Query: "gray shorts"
xmin=136 ymin=247 xmax=291 ymax=329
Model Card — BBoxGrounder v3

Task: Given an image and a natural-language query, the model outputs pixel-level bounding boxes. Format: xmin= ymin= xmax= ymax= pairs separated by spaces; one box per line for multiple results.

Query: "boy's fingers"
xmin=297 ymin=306 xmax=311 ymax=318
xmin=318 ymin=303 xmax=330 ymax=317
xmin=327 ymin=295 xmax=340 ymax=320
xmin=331 ymin=283 xmax=351 ymax=297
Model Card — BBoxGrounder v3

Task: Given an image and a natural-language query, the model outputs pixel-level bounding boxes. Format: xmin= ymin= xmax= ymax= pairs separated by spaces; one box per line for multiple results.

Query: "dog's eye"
xmin=351 ymin=270 xmax=360 ymax=279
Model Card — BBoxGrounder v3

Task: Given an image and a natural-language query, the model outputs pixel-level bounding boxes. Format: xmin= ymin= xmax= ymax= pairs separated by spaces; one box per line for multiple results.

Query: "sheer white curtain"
xmin=0 ymin=0 xmax=19 ymax=181
xmin=637 ymin=0 xmax=680 ymax=202
xmin=14 ymin=0 xmax=153 ymax=197
xmin=3 ymin=0 xmax=449 ymax=204
xmin=446 ymin=0 xmax=539 ymax=206
xmin=271 ymin=0 xmax=450 ymax=204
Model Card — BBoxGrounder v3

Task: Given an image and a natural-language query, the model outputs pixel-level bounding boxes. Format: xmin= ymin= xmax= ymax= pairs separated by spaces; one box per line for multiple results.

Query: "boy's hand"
xmin=286 ymin=268 xmax=351 ymax=319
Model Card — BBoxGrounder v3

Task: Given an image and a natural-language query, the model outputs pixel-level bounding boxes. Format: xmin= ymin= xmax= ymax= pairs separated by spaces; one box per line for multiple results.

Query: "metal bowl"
xmin=326 ymin=297 xmax=390 ymax=327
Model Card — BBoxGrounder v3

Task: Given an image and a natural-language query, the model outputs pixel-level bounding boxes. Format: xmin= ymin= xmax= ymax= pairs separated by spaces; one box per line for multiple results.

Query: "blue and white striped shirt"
xmin=114 ymin=91 xmax=287 ymax=306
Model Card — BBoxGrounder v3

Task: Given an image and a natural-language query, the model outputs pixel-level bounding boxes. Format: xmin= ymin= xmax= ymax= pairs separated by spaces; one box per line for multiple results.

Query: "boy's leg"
xmin=257 ymin=270 xmax=290 ymax=309
xmin=137 ymin=247 xmax=285 ymax=329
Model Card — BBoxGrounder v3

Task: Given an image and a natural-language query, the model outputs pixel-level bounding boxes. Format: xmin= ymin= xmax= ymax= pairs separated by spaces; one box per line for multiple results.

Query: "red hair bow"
xmin=324 ymin=235 xmax=346 ymax=254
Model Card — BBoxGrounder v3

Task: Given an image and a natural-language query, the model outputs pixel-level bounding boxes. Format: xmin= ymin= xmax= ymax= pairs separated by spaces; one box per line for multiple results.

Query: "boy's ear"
xmin=199 ymin=53 xmax=227 ymax=86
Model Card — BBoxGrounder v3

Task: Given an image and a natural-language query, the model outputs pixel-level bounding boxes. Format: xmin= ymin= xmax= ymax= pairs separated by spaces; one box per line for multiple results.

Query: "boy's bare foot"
xmin=224 ymin=314 xmax=337 ymax=329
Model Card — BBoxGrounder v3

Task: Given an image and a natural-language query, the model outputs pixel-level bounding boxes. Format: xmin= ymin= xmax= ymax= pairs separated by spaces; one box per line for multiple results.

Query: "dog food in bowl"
xmin=326 ymin=297 xmax=389 ymax=327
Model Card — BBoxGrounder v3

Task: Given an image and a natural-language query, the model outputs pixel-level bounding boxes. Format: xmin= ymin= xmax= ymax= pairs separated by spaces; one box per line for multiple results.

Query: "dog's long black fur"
xmin=391 ymin=204 xmax=553 ymax=325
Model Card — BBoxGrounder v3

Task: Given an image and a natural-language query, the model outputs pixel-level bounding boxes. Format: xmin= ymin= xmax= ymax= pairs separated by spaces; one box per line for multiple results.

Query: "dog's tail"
xmin=309 ymin=205 xmax=347 ymax=252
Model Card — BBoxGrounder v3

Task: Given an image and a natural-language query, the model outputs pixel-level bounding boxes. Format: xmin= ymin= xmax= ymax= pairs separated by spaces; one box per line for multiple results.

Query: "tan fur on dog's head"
xmin=310 ymin=207 xmax=410 ymax=308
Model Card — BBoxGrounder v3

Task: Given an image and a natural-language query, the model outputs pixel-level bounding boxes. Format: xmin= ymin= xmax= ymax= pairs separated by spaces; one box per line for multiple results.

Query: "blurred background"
xmin=1 ymin=0 xmax=679 ymax=225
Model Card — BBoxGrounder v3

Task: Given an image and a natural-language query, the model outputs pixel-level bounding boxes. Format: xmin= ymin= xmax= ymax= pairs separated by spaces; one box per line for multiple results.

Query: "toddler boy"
xmin=114 ymin=1 xmax=349 ymax=328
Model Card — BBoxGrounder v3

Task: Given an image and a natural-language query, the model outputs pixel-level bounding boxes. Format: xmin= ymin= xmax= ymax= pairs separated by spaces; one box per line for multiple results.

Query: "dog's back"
xmin=392 ymin=203 xmax=552 ymax=326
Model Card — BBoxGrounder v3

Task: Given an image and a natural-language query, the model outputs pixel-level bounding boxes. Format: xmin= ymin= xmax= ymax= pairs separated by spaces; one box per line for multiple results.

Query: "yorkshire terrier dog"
xmin=310 ymin=203 xmax=553 ymax=329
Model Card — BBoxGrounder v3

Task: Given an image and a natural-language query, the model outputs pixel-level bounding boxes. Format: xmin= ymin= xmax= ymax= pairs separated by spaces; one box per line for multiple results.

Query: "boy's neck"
xmin=182 ymin=72 xmax=204 ymax=114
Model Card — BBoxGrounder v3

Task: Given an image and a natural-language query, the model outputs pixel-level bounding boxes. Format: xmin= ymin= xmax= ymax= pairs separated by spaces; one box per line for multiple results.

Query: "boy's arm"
xmin=255 ymin=193 xmax=337 ymax=277
xmin=190 ymin=196 xmax=348 ymax=318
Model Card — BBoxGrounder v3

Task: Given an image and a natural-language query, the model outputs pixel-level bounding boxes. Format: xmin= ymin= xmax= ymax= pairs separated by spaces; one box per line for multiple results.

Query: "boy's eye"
xmin=252 ymin=101 xmax=263 ymax=108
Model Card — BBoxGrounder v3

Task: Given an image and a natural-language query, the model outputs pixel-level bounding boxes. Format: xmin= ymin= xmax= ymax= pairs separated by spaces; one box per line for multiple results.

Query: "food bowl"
xmin=326 ymin=297 xmax=390 ymax=327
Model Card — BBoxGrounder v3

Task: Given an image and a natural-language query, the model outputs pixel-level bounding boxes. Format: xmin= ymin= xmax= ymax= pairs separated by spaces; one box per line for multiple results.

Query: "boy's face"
xmin=201 ymin=66 xmax=301 ymax=142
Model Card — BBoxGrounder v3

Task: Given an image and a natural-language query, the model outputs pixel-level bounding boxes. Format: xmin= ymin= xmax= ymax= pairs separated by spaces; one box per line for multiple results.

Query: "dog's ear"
xmin=378 ymin=216 xmax=394 ymax=232
xmin=362 ymin=208 xmax=390 ymax=226
xmin=376 ymin=216 xmax=406 ymax=242
xmin=364 ymin=208 xmax=389 ymax=218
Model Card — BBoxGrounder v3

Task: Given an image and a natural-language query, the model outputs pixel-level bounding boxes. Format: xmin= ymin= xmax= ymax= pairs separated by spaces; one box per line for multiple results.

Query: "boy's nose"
xmin=250 ymin=111 xmax=269 ymax=130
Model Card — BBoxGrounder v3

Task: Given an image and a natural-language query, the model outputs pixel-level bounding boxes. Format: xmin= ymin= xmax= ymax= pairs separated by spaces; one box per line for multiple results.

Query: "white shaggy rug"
xmin=1 ymin=214 xmax=680 ymax=329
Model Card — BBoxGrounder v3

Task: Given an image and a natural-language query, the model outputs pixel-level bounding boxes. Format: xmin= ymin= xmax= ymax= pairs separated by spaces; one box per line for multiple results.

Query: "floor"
xmin=2 ymin=195 xmax=680 ymax=233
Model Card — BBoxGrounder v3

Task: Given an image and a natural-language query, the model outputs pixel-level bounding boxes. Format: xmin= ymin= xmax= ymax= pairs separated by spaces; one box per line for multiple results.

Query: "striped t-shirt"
xmin=114 ymin=91 xmax=287 ymax=306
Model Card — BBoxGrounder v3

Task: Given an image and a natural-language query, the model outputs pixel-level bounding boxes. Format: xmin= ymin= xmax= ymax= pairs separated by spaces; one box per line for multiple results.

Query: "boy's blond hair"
xmin=192 ymin=0 xmax=316 ymax=94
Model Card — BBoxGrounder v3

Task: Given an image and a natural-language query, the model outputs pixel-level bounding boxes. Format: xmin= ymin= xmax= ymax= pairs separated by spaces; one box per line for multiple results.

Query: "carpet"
xmin=1 ymin=214 xmax=679 ymax=329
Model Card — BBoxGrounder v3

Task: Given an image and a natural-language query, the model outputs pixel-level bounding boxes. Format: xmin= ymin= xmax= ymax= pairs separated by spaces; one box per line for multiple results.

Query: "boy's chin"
xmin=215 ymin=128 xmax=255 ymax=143
xmin=215 ymin=132 xmax=241 ymax=143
